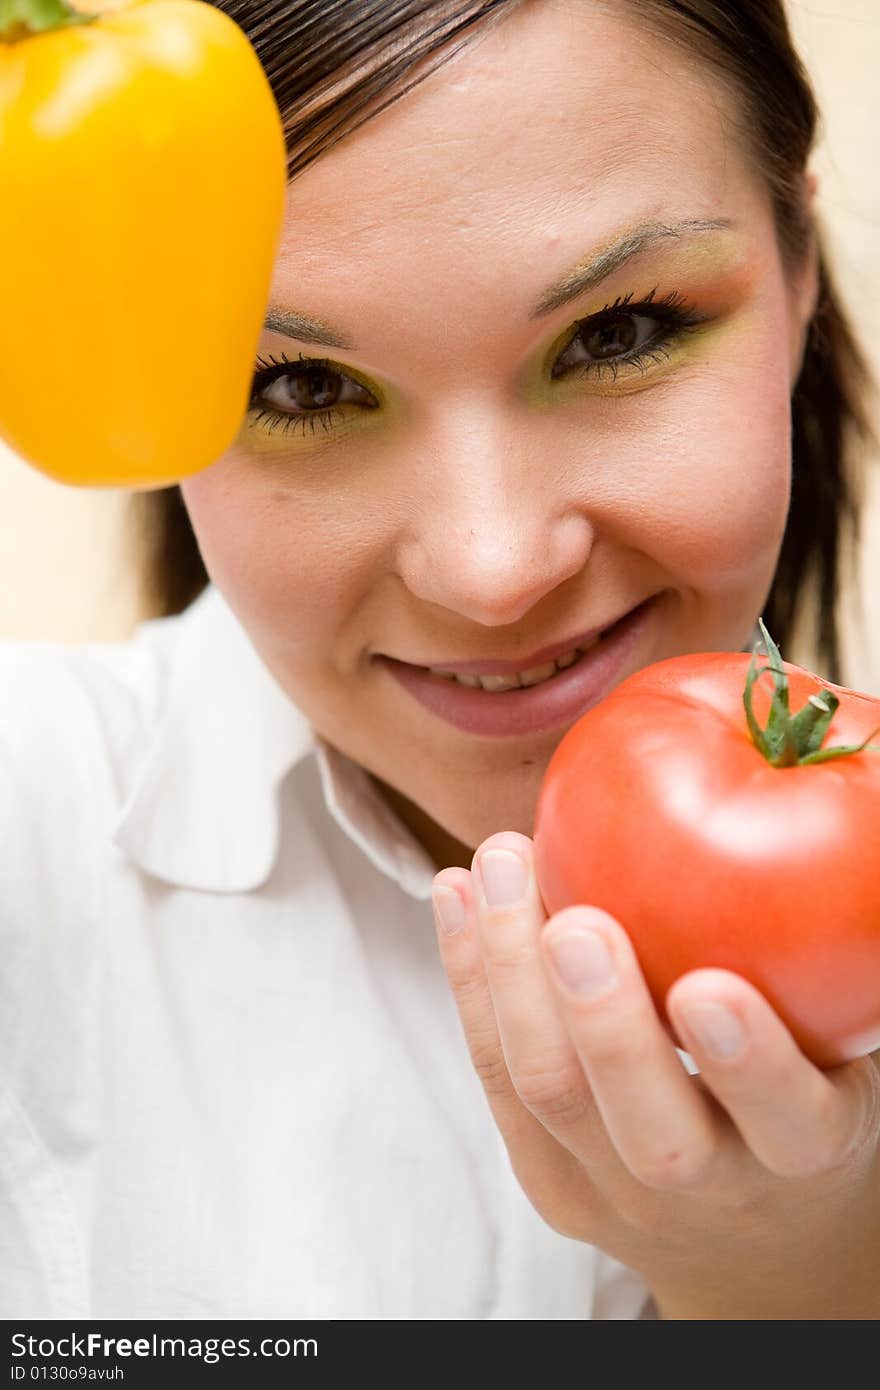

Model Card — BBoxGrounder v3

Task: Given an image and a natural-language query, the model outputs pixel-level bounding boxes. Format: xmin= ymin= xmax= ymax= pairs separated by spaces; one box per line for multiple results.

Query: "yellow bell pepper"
xmin=0 ymin=0 xmax=286 ymax=488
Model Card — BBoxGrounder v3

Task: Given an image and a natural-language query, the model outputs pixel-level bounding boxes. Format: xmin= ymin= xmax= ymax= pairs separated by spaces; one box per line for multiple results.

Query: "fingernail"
xmin=677 ymin=1001 xmax=747 ymax=1061
xmin=548 ymin=929 xmax=616 ymax=1000
xmin=479 ymin=849 xmax=529 ymax=908
xmin=432 ymin=885 xmax=466 ymax=936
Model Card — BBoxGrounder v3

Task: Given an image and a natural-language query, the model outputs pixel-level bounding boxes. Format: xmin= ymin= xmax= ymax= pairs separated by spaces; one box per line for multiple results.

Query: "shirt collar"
xmin=110 ymin=585 xmax=438 ymax=899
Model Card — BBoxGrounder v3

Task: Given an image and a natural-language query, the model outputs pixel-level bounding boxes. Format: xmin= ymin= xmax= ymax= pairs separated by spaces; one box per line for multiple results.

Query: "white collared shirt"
xmin=0 ymin=584 xmax=652 ymax=1319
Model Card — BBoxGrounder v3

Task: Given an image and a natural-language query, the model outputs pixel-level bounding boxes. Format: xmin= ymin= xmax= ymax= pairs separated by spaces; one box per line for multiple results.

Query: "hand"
xmin=431 ymin=831 xmax=880 ymax=1319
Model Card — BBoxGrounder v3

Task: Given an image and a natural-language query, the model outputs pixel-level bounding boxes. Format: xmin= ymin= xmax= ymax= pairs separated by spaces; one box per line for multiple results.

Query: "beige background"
xmin=2 ymin=0 xmax=879 ymax=685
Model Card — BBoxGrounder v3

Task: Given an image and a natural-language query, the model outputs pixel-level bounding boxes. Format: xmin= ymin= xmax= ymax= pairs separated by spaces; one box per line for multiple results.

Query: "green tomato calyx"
xmin=743 ymin=617 xmax=880 ymax=767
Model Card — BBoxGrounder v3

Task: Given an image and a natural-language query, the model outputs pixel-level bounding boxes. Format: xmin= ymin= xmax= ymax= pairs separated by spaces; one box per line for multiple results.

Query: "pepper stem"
xmin=0 ymin=0 xmax=95 ymax=42
xmin=743 ymin=617 xmax=880 ymax=767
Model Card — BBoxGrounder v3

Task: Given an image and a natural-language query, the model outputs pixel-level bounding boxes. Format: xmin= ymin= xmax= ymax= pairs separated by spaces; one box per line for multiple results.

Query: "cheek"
xmin=180 ymin=462 xmax=369 ymax=643
xmin=619 ymin=327 xmax=793 ymax=591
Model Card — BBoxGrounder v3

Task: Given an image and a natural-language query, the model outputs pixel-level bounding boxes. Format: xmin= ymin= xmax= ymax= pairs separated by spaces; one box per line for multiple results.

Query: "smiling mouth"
xmin=380 ymin=598 xmax=655 ymax=687
xmin=373 ymin=595 xmax=660 ymax=739
xmin=400 ymin=600 xmax=651 ymax=692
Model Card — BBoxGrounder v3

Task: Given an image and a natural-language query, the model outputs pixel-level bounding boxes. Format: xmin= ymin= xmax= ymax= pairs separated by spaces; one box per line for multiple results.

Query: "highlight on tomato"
xmin=533 ymin=620 xmax=880 ymax=1067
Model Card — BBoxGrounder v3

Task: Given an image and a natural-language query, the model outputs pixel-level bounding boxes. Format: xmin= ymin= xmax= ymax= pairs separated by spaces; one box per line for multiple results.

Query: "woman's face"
xmin=181 ymin=0 xmax=819 ymax=869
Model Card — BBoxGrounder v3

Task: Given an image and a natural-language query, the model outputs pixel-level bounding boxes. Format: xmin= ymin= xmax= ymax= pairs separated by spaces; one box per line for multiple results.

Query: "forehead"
xmin=279 ymin=0 xmax=744 ymax=242
xmin=269 ymin=0 xmax=763 ymax=365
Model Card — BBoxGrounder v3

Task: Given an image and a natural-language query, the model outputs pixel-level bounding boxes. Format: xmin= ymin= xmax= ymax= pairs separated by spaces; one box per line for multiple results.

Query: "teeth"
xmin=516 ymin=661 xmax=559 ymax=688
xmin=553 ymin=648 xmax=580 ymax=670
xmin=428 ymin=634 xmax=602 ymax=691
xmin=478 ymin=671 xmax=536 ymax=693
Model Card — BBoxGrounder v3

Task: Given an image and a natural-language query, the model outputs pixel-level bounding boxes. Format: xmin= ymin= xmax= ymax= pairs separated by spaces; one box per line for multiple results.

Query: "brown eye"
xmin=248 ymin=353 xmax=380 ymax=439
xmin=549 ymin=289 xmax=705 ymax=383
xmin=583 ymin=314 xmax=639 ymax=360
xmin=255 ymin=359 xmax=375 ymax=416
xmin=551 ymin=311 xmax=659 ymax=379
xmin=268 ymin=363 xmax=340 ymax=409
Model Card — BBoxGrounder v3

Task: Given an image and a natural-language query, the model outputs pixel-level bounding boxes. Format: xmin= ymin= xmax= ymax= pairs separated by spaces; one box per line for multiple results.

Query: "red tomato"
xmin=532 ymin=627 xmax=880 ymax=1066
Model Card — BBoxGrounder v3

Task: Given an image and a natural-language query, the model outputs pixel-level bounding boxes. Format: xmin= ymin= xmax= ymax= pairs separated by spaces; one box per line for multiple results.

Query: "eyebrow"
xmin=263 ymin=217 xmax=736 ymax=350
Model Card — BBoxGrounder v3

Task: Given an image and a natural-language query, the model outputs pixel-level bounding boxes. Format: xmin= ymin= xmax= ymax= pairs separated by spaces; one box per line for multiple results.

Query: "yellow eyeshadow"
xmin=595 ymin=327 xmax=705 ymax=388
xmin=240 ymin=389 xmax=394 ymax=454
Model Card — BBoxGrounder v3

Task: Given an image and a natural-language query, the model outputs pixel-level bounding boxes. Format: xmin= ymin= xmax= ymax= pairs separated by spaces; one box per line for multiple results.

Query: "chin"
xmin=446 ymin=774 xmax=546 ymax=848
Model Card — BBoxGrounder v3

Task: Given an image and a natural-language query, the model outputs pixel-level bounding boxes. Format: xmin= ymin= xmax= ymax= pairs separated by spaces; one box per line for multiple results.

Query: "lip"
xmin=375 ymin=593 xmax=660 ymax=738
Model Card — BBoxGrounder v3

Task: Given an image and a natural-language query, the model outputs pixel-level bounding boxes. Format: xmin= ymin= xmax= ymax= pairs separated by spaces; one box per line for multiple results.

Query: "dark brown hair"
xmin=129 ymin=0 xmax=878 ymax=683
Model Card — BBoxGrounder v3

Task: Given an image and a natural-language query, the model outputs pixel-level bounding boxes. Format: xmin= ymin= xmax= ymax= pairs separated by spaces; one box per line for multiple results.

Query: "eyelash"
xmin=247 ymin=285 xmax=705 ymax=438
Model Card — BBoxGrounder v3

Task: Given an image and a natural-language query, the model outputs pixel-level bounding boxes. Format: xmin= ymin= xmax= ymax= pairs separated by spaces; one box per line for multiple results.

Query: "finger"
xmin=431 ymin=864 xmax=578 ymax=1176
xmin=471 ymin=832 xmax=596 ymax=1136
xmin=667 ymin=969 xmax=879 ymax=1178
xmin=541 ymin=907 xmax=724 ymax=1190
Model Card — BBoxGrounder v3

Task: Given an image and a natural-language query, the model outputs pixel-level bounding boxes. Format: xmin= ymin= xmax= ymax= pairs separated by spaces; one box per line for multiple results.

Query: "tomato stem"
xmin=0 ymin=0 xmax=94 ymax=43
xmin=744 ymin=617 xmax=880 ymax=767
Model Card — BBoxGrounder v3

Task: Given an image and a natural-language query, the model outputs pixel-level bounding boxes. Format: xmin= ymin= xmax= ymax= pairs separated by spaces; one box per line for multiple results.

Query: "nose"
xmin=395 ymin=409 xmax=596 ymax=629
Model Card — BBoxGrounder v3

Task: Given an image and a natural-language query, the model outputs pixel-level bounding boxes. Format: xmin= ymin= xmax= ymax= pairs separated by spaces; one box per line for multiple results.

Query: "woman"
xmin=3 ymin=0 xmax=879 ymax=1319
